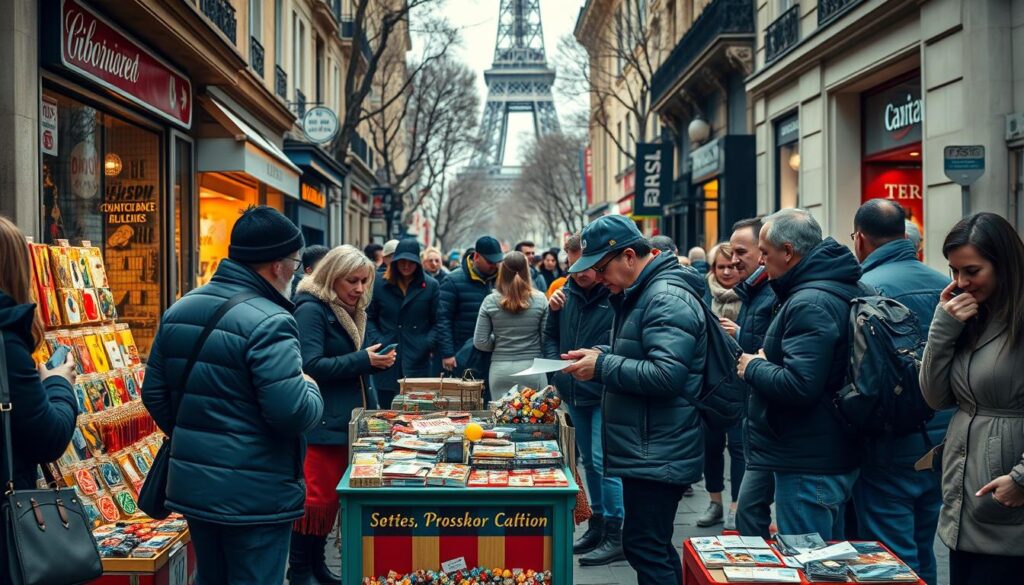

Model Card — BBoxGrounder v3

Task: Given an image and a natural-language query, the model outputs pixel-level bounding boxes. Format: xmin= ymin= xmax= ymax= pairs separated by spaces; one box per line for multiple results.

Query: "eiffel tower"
xmin=469 ymin=0 xmax=561 ymax=189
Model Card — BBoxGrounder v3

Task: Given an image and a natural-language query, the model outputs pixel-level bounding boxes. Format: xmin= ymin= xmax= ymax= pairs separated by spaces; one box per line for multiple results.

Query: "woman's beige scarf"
xmin=706 ymin=273 xmax=742 ymax=321
xmin=296 ymin=277 xmax=366 ymax=348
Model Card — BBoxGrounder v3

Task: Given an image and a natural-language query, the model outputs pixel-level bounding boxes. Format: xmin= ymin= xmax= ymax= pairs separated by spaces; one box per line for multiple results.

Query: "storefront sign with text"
xmin=41 ymin=96 xmax=59 ymax=156
xmin=56 ymin=0 xmax=192 ymax=128
xmin=862 ymin=165 xmax=924 ymax=235
xmin=302 ymin=183 xmax=326 ymax=208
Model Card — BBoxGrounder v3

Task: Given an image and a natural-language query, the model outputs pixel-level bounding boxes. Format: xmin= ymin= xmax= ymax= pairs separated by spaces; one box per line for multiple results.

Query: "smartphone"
xmin=951 ymin=287 xmax=964 ymax=297
xmin=380 ymin=343 xmax=398 ymax=354
xmin=46 ymin=344 xmax=71 ymax=369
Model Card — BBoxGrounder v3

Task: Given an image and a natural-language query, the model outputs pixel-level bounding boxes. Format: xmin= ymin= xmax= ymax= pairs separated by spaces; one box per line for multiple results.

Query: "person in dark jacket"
xmin=515 ymin=241 xmax=551 ymax=291
xmin=737 ymin=208 xmax=861 ymax=540
xmin=850 ymin=199 xmax=950 ymax=585
xmin=563 ymin=215 xmax=707 ymax=585
xmin=144 ymin=206 xmax=324 ymax=585
xmin=538 ymin=248 xmax=564 ymax=289
xmin=726 ymin=217 xmax=779 ymax=538
xmin=0 ymin=217 xmax=78 ymax=585
xmin=421 ymin=246 xmax=449 ymax=284
xmin=437 ymin=236 xmax=502 ymax=398
xmin=291 ymin=245 xmax=391 ymax=584
xmin=688 ymin=246 xmax=710 ymax=274
xmin=543 ymin=234 xmax=622 ymax=566
xmin=291 ymin=244 xmax=329 ymax=297
xmin=366 ymin=239 xmax=439 ymax=408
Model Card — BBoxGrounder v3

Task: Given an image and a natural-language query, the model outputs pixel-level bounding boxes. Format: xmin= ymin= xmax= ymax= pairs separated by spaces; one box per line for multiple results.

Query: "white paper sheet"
xmin=510 ymin=358 xmax=576 ymax=376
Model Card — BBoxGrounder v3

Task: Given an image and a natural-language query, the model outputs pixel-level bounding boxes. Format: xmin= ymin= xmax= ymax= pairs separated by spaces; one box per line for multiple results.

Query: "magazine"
xmin=722 ymin=567 xmax=801 ymax=583
xmin=775 ymin=532 xmax=828 ymax=556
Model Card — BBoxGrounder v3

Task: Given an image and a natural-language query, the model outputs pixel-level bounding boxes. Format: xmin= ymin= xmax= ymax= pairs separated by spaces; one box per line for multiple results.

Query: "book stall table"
xmin=24 ymin=238 xmax=193 ymax=583
xmin=336 ymin=384 xmax=579 ymax=585
xmin=682 ymin=538 xmax=926 ymax=585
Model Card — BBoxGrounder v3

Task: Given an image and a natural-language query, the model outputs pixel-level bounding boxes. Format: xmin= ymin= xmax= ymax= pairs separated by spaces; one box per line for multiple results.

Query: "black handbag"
xmin=1 ymin=331 xmax=103 ymax=585
xmin=137 ymin=292 xmax=257 ymax=519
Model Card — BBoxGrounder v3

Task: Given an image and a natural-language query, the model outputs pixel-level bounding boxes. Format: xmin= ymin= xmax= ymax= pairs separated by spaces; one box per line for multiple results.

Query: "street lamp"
xmin=688 ymin=117 xmax=710 ymax=145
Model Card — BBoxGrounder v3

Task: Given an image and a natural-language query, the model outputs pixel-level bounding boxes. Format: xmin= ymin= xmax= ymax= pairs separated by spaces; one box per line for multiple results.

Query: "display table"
xmin=337 ymin=467 xmax=578 ymax=584
xmin=681 ymin=540 xmax=926 ymax=585
xmin=90 ymin=532 xmax=195 ymax=585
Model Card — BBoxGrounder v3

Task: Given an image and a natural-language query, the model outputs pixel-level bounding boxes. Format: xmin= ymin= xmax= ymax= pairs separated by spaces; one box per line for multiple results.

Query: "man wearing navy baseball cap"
xmin=563 ymin=214 xmax=708 ymax=583
xmin=436 ymin=235 xmax=505 ymax=398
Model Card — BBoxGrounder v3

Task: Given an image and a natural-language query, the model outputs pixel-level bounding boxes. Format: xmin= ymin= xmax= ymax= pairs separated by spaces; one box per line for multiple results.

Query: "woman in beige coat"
xmin=920 ymin=212 xmax=1024 ymax=584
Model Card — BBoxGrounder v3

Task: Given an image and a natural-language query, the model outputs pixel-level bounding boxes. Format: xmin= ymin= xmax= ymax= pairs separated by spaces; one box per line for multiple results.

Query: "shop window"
xmin=197 ymin=174 xmax=258 ymax=287
xmin=41 ymin=90 xmax=163 ymax=357
xmin=775 ymin=113 xmax=799 ymax=209
xmin=172 ymin=135 xmax=194 ymax=299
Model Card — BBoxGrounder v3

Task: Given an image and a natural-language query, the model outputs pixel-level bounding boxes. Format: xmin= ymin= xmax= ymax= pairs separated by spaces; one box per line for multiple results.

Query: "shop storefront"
xmin=774 ymin=113 xmax=800 ymax=209
xmin=284 ymin=140 xmax=347 ymax=247
xmin=861 ymin=74 xmax=924 ymax=240
xmin=40 ymin=0 xmax=194 ymax=355
xmin=195 ymin=93 xmax=302 ymax=286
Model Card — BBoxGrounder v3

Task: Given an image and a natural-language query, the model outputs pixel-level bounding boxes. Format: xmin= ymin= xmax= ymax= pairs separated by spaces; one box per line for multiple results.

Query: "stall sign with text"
xmin=361 ymin=506 xmax=553 ymax=578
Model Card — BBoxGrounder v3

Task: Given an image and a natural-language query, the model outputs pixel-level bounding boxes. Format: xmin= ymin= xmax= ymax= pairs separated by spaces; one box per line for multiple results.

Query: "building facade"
xmin=747 ymin=0 xmax=1024 ymax=266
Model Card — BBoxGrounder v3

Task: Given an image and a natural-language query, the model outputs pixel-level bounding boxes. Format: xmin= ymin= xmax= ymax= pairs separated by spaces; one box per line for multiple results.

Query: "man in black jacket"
xmin=737 ymin=208 xmax=861 ymax=540
xmin=563 ymin=215 xmax=706 ymax=584
xmin=543 ymin=234 xmax=621 ymax=566
xmin=144 ymin=207 xmax=324 ymax=584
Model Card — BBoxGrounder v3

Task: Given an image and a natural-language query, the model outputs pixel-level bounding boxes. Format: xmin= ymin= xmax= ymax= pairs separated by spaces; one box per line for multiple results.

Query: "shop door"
xmin=170 ymin=131 xmax=196 ymax=299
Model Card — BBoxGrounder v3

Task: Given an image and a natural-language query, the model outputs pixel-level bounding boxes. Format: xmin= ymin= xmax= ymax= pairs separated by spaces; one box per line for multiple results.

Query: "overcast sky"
xmin=411 ymin=0 xmax=587 ymax=167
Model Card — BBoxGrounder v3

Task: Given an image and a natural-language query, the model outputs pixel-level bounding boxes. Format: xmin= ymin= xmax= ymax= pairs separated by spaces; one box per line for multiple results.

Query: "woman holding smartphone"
xmin=366 ymin=238 xmax=440 ymax=409
xmin=920 ymin=212 xmax=1024 ymax=583
xmin=0 ymin=216 xmax=78 ymax=584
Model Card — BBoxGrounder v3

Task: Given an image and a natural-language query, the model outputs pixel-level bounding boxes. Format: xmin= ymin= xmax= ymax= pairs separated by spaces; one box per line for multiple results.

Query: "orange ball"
xmin=464 ymin=423 xmax=484 ymax=442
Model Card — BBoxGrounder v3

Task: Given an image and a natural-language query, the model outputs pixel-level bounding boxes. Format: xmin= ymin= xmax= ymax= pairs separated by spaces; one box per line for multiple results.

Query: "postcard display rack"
xmin=337 ymin=385 xmax=579 ymax=585
xmin=682 ymin=535 xmax=927 ymax=585
xmin=26 ymin=239 xmax=194 ymax=585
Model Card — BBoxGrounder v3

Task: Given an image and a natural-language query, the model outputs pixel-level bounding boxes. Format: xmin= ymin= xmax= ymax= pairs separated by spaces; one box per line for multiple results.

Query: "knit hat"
xmin=228 ymin=206 xmax=304 ymax=263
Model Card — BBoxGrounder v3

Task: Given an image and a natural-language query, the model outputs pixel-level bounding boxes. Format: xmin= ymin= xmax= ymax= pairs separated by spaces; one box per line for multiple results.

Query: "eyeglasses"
xmin=282 ymin=256 xmax=302 ymax=270
xmin=593 ymin=250 xmax=624 ymax=274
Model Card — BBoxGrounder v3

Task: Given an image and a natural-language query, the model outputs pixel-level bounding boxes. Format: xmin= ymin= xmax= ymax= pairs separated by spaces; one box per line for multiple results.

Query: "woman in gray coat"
xmin=920 ymin=212 xmax=1024 ymax=584
xmin=474 ymin=251 xmax=549 ymax=396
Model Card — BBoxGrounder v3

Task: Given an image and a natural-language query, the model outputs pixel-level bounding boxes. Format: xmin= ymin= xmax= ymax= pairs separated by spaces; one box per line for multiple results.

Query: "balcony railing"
xmin=818 ymin=0 xmax=864 ymax=27
xmin=295 ymin=88 xmax=307 ymax=116
xmin=340 ymin=18 xmax=373 ymax=62
xmin=250 ymin=36 xmax=265 ymax=77
xmin=351 ymin=133 xmax=370 ymax=165
xmin=764 ymin=5 xmax=800 ymax=64
xmin=201 ymin=0 xmax=236 ymax=44
xmin=649 ymin=0 xmax=755 ymax=106
xmin=275 ymin=65 xmax=288 ymax=100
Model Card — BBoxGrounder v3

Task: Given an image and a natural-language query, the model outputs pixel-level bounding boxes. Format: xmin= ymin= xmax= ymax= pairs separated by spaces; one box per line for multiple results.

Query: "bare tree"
xmin=514 ymin=132 xmax=587 ymax=242
xmin=558 ymin=0 xmax=664 ymax=166
xmin=433 ymin=172 xmax=493 ymax=251
xmin=369 ymin=51 xmax=480 ymax=228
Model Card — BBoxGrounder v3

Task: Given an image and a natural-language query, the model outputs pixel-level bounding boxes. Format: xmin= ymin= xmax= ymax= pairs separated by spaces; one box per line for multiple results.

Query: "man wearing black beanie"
xmin=143 ymin=205 xmax=324 ymax=584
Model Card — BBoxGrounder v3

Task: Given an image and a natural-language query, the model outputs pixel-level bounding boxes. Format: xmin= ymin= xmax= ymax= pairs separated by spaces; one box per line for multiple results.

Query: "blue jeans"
xmin=565 ymin=402 xmax=623 ymax=521
xmin=186 ymin=517 xmax=292 ymax=585
xmin=853 ymin=466 xmax=942 ymax=585
xmin=736 ymin=468 xmax=775 ymax=538
xmin=704 ymin=424 xmax=744 ymax=500
xmin=774 ymin=471 xmax=859 ymax=540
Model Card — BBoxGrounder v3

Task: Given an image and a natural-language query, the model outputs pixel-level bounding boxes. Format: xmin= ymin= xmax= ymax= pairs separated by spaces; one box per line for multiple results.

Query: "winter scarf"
xmin=296 ymin=276 xmax=367 ymax=348
xmin=706 ymin=273 xmax=742 ymax=321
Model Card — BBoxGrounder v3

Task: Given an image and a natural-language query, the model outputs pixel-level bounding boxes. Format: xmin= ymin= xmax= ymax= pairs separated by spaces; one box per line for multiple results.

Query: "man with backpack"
xmin=737 ymin=208 xmax=862 ymax=540
xmin=562 ymin=215 xmax=707 ymax=584
xmin=850 ymin=199 xmax=949 ymax=585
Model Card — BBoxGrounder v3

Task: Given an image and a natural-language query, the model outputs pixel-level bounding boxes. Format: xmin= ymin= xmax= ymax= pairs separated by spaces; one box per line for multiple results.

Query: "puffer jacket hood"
xmin=0 ymin=290 xmax=35 ymax=348
xmin=770 ymin=237 xmax=863 ymax=302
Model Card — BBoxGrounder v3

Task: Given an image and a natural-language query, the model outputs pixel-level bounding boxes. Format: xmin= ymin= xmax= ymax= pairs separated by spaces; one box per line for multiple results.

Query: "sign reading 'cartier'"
xmin=59 ymin=0 xmax=192 ymax=128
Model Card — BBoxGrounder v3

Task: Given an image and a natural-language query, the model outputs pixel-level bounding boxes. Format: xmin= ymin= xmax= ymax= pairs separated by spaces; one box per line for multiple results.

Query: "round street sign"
xmin=302 ymin=106 xmax=339 ymax=144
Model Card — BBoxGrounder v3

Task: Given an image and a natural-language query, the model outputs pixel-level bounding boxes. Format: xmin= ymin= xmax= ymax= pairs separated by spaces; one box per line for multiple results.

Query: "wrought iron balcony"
xmin=295 ymin=88 xmax=307 ymax=116
xmin=818 ymin=0 xmax=864 ymax=27
xmin=650 ymin=0 xmax=755 ymax=107
xmin=275 ymin=65 xmax=288 ymax=100
xmin=764 ymin=4 xmax=800 ymax=64
xmin=340 ymin=18 xmax=373 ymax=63
xmin=250 ymin=36 xmax=264 ymax=77
xmin=201 ymin=0 xmax=237 ymax=44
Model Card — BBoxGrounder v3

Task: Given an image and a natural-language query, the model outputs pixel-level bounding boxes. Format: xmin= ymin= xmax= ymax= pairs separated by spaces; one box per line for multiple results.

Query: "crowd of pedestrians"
xmin=5 ymin=201 xmax=1024 ymax=585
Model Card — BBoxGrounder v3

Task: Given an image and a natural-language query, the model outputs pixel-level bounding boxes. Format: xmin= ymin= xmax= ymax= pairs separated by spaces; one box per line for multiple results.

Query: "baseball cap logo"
xmin=581 ymin=239 xmax=588 ymax=250
xmin=609 ymin=239 xmax=616 ymax=246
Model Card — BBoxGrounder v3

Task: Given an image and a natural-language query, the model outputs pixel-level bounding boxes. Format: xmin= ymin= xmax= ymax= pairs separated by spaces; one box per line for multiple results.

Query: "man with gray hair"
xmin=735 ymin=208 xmax=862 ymax=539
xmin=687 ymin=246 xmax=709 ymax=274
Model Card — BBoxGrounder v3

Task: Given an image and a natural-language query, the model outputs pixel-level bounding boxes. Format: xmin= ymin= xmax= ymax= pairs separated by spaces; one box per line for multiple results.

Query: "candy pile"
xmin=362 ymin=568 xmax=552 ymax=585
xmin=493 ymin=387 xmax=561 ymax=424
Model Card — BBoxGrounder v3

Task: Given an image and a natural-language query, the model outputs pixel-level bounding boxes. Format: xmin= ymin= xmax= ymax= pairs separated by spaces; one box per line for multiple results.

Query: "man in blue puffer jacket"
xmin=851 ymin=199 xmax=950 ymax=585
xmin=738 ymin=208 xmax=861 ymax=540
xmin=144 ymin=206 xmax=323 ymax=585
xmin=436 ymin=235 xmax=501 ymax=397
xmin=563 ymin=215 xmax=706 ymax=585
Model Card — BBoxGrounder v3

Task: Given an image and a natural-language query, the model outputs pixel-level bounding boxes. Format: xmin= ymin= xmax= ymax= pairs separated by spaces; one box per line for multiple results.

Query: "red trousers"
xmin=293 ymin=444 xmax=348 ymax=536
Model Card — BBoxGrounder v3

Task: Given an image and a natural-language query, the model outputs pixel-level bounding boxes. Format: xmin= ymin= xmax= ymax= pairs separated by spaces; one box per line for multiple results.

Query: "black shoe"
xmin=573 ymin=514 xmax=604 ymax=555
xmin=310 ymin=535 xmax=341 ymax=585
xmin=578 ymin=518 xmax=625 ymax=566
xmin=288 ymin=533 xmax=320 ymax=585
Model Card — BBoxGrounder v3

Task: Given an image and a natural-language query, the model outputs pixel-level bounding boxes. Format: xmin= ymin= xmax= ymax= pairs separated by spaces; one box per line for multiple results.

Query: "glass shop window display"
xmin=42 ymin=91 xmax=163 ymax=357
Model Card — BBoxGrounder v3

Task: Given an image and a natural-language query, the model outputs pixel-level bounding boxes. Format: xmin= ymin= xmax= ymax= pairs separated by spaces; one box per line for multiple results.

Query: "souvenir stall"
xmin=337 ymin=383 xmax=579 ymax=585
xmin=25 ymin=238 xmax=194 ymax=584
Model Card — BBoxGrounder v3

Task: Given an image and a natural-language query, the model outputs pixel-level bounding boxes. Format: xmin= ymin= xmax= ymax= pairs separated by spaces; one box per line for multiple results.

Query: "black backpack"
xmin=678 ymin=281 xmax=746 ymax=431
xmin=835 ymin=296 xmax=935 ymax=436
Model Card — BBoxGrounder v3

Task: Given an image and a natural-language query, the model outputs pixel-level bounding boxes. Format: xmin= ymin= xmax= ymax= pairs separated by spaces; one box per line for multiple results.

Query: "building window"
xmin=274 ymin=0 xmax=283 ymax=65
xmin=334 ymin=63 xmax=341 ymax=112
xmin=293 ymin=12 xmax=305 ymax=93
xmin=249 ymin=0 xmax=262 ymax=41
xmin=617 ymin=121 xmax=623 ymax=173
xmin=775 ymin=113 xmax=799 ymax=210
xmin=615 ymin=8 xmax=624 ymax=76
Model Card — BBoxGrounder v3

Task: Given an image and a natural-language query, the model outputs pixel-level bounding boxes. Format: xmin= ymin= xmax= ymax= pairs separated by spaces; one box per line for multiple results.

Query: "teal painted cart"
xmin=337 ymin=468 xmax=578 ymax=585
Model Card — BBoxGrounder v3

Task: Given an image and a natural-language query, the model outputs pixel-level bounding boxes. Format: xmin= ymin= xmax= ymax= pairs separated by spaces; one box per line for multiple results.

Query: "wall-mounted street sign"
xmin=944 ymin=145 xmax=985 ymax=217
xmin=302 ymin=106 xmax=339 ymax=144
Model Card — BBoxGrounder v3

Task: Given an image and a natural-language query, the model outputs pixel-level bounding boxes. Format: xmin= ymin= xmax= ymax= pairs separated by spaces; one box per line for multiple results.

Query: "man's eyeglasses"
xmin=593 ymin=250 xmax=624 ymax=274
xmin=282 ymin=256 xmax=302 ymax=270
